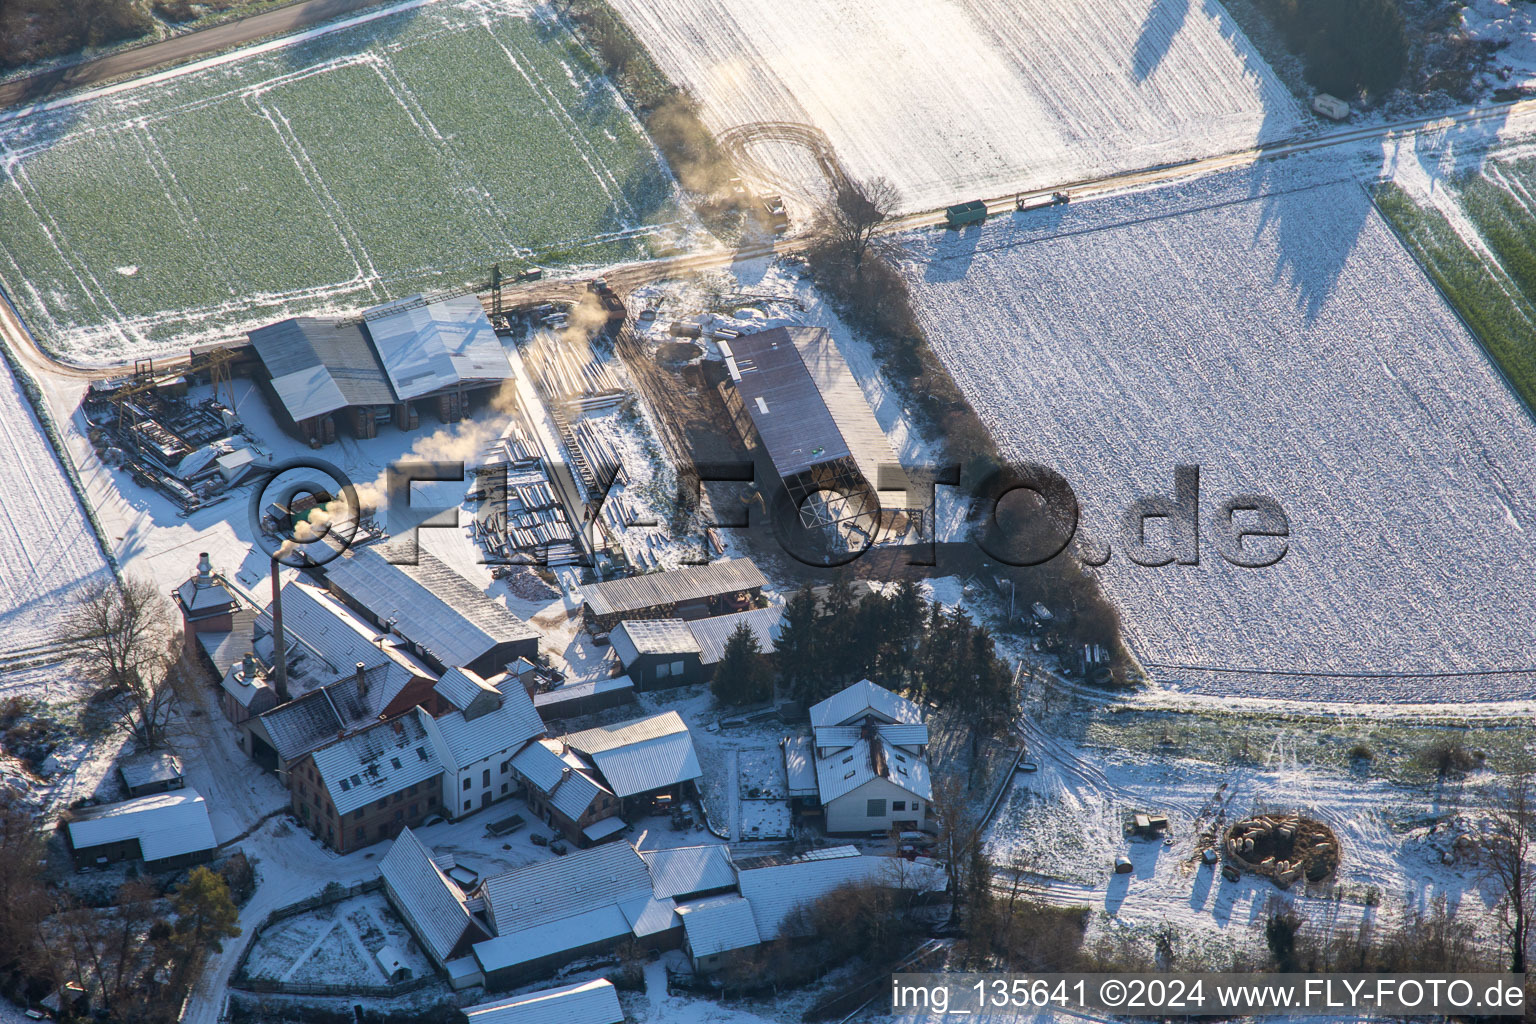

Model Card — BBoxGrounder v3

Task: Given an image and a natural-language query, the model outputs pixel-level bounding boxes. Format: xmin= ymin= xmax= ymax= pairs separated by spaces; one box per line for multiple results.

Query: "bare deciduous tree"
xmin=931 ymin=773 xmax=985 ymax=923
xmin=55 ymin=576 xmax=181 ymax=749
xmin=1483 ymin=766 xmax=1536 ymax=972
xmin=815 ymin=176 xmax=901 ymax=271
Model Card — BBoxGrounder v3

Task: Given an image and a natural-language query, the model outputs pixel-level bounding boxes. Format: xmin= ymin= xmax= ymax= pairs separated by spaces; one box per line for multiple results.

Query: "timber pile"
xmin=525 ymin=329 xmax=623 ymax=402
xmin=1224 ymin=813 xmax=1340 ymax=888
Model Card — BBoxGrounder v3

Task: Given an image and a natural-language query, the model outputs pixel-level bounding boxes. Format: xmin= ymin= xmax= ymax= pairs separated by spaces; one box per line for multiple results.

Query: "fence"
xmin=230 ymin=878 xmax=434 ymax=998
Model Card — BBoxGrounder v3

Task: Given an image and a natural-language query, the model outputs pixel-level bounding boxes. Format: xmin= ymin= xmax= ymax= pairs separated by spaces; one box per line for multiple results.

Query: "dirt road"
xmin=0 ymin=0 xmax=388 ymax=111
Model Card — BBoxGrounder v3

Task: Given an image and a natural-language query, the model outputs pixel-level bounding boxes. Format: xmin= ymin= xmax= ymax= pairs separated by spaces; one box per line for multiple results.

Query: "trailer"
xmin=1310 ymin=93 xmax=1351 ymax=121
xmin=944 ymin=200 xmax=988 ymax=228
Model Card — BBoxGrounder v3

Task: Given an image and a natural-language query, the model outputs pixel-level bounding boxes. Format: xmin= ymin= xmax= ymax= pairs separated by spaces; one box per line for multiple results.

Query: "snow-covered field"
xmin=0 ymin=0 xmax=680 ymax=363
xmin=984 ymin=736 xmax=1503 ymax=969
xmin=904 ymin=164 xmax=1536 ymax=702
xmin=0 ymin=357 xmax=111 ymax=669
xmin=606 ymin=0 xmax=1301 ymax=212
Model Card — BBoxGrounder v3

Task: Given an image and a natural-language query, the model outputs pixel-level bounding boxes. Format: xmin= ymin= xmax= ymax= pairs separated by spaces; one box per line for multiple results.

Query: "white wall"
xmin=824 ymin=777 xmax=926 ymax=834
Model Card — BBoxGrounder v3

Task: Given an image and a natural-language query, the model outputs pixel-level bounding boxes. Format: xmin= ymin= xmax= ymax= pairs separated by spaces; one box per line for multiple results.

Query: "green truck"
xmin=944 ymin=199 xmax=988 ymax=228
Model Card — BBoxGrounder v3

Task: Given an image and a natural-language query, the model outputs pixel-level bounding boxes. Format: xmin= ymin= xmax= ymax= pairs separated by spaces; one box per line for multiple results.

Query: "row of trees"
xmin=0 ymin=803 xmax=241 ymax=1023
xmin=710 ymin=581 xmax=1016 ymax=741
xmin=1258 ymin=0 xmax=1408 ymax=99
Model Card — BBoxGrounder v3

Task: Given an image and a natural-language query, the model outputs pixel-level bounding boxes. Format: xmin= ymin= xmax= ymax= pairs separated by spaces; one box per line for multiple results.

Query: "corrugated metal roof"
xmin=433 ymin=666 xmax=499 ymax=712
xmin=677 ymin=895 xmax=761 ymax=957
xmin=254 ymin=659 xmax=417 ymax=764
xmin=685 ymin=606 xmax=785 ymax=665
xmin=724 ymin=328 xmax=851 ymax=477
xmin=563 ymin=712 xmax=701 ymax=798
xmin=463 ymin=980 xmax=623 ymax=1024
xmin=619 ymin=894 xmax=679 ymax=937
xmin=582 ymin=816 xmax=628 ymax=842
xmin=788 ymin=325 xmax=909 ymax=499
xmin=422 ymin=676 xmax=544 ymax=771
xmin=365 ymin=295 xmax=510 ymax=401
xmin=611 ymin=619 xmax=699 ymax=662
xmin=582 ymin=559 xmax=765 ymax=618
xmin=379 ymin=828 xmax=486 ymax=964
xmin=641 ymin=845 xmax=737 ymax=899
xmin=478 ymin=841 xmax=653 ymax=937
xmin=197 ymin=607 xmax=258 ymax=675
xmin=67 ymin=789 xmax=216 ymax=862
xmin=510 ymin=739 xmax=610 ymax=821
xmin=311 ymin=712 xmax=441 ymax=816
xmin=248 ymin=317 xmax=395 ymax=420
xmin=324 ymin=544 xmax=538 ymax=669
xmin=738 ymin=855 xmax=942 ymax=941
xmin=809 ymin=679 xmax=922 ymax=728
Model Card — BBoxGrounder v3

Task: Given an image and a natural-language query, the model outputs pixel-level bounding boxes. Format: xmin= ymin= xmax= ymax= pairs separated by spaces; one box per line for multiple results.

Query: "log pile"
xmin=1224 ymin=813 xmax=1340 ymax=889
xmin=525 ymin=329 xmax=623 ymax=402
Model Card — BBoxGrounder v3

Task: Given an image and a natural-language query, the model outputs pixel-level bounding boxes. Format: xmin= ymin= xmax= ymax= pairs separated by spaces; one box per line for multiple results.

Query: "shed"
xmin=581 ymin=559 xmax=765 ymax=631
xmin=247 ymin=317 xmax=396 ymax=441
xmin=117 ymin=751 xmax=185 ymax=798
xmin=677 ymin=895 xmax=761 ymax=971
xmin=532 ymin=675 xmax=636 ymax=720
xmin=610 ymin=619 xmax=702 ymax=690
xmin=65 ymin=790 xmax=217 ymax=871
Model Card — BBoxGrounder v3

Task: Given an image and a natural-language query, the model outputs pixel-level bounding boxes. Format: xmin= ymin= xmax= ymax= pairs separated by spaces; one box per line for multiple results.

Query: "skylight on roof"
xmin=417 ymin=746 xmax=429 ymax=760
xmin=391 ymin=757 xmax=402 ymax=770
xmin=340 ymin=778 xmax=351 ymax=791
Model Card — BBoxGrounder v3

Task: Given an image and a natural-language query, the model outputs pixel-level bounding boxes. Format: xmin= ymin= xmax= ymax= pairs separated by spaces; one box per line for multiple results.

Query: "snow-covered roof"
xmin=66 ymin=789 xmax=216 ymax=863
xmin=815 ymin=734 xmax=932 ymax=804
xmin=255 ymin=659 xmax=419 ymax=764
xmin=311 ymin=713 xmax=441 ymax=816
xmin=561 ymin=711 xmax=702 ymax=798
xmin=463 ymin=979 xmax=623 ymax=1024
xmin=610 ymin=618 xmax=699 ymax=663
xmin=815 ymin=722 xmax=928 ymax=752
xmin=117 ymin=751 xmax=182 ymax=791
xmin=421 ymin=675 xmax=543 ymax=772
xmin=177 ymin=573 xmax=236 ymax=615
xmin=248 ymin=316 xmax=395 ymax=420
xmin=478 ymin=841 xmax=654 ymax=937
xmin=685 ymin=605 xmax=784 ymax=665
xmin=582 ymin=816 xmax=628 ymax=843
xmin=364 ymin=294 xmax=510 ymax=401
xmin=621 ymin=894 xmax=680 ymax=937
xmin=323 ymin=544 xmax=539 ymax=669
xmin=255 ymin=581 xmax=394 ymax=686
xmin=531 ymin=675 xmax=634 ymax=711
xmin=473 ymin=906 xmax=630 ymax=973
xmin=809 ymin=679 xmax=922 ymax=729
xmin=510 ymin=739 xmax=611 ymax=821
xmin=782 ymin=736 xmax=818 ymax=797
xmin=379 ymin=828 xmax=487 ymax=965
xmin=737 ymin=855 xmax=941 ymax=941
xmin=641 ymin=845 xmax=737 ymax=900
xmin=677 ymin=895 xmax=761 ymax=957
xmin=433 ymin=666 xmax=502 ymax=713
xmin=582 ymin=559 xmax=765 ymax=618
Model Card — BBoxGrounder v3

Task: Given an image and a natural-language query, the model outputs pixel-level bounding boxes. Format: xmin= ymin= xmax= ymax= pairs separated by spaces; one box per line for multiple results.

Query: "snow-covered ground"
xmin=605 ymin=0 xmax=1302 ymax=212
xmin=242 ymin=890 xmax=434 ymax=987
xmin=1465 ymin=0 xmax=1536 ymax=93
xmin=0 ymin=356 xmax=112 ymax=668
xmin=901 ymin=157 xmax=1536 ymax=703
xmin=984 ymin=728 xmax=1504 ymax=967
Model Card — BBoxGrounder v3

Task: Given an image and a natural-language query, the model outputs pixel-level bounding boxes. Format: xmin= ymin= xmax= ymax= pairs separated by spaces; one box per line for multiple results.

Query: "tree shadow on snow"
xmin=1132 ymin=0 xmax=1190 ymax=83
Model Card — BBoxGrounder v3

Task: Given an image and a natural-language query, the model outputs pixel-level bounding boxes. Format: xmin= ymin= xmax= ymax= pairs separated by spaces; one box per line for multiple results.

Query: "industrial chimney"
xmin=196 ymin=551 xmax=213 ymax=583
xmin=269 ymin=555 xmax=289 ymax=703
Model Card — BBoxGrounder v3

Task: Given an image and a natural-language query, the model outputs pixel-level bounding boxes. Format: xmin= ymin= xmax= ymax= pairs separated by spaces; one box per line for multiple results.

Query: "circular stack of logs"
xmin=1224 ymin=813 xmax=1340 ymax=888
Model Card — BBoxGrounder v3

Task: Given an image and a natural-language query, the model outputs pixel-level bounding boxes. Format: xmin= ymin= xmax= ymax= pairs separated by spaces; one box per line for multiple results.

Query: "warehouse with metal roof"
xmin=323 ymin=543 xmax=539 ymax=675
xmin=641 ymin=845 xmax=737 ymax=901
xmin=720 ymin=326 xmax=912 ymax=528
xmin=247 ymin=317 xmax=399 ymax=443
xmin=365 ymin=294 xmax=511 ymax=412
xmin=65 ymin=789 xmax=217 ymax=871
xmin=581 ymin=559 xmax=765 ymax=630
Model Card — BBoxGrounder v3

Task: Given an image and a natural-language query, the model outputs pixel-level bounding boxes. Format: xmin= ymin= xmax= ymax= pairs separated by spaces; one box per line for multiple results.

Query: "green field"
xmin=0 ymin=0 xmax=679 ymax=363
xmin=1375 ymin=171 xmax=1536 ymax=413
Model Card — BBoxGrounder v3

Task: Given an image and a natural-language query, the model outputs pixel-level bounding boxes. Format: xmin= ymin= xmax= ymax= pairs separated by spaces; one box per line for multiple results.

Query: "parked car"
xmin=530 ymin=833 xmax=549 ymax=847
xmin=551 ymin=840 xmax=569 ymax=856
xmin=591 ymin=631 xmax=610 ymax=647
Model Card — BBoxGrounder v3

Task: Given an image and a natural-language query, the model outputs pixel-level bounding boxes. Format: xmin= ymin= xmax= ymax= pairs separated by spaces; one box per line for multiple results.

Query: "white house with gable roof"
xmin=808 ymin=679 xmax=934 ymax=834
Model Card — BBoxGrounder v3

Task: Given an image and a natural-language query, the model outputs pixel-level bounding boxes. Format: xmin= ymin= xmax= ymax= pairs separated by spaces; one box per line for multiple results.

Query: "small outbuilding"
xmin=117 ymin=751 xmax=185 ymax=798
xmin=65 ymin=789 xmax=217 ymax=871
xmin=461 ymin=979 xmax=623 ymax=1024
